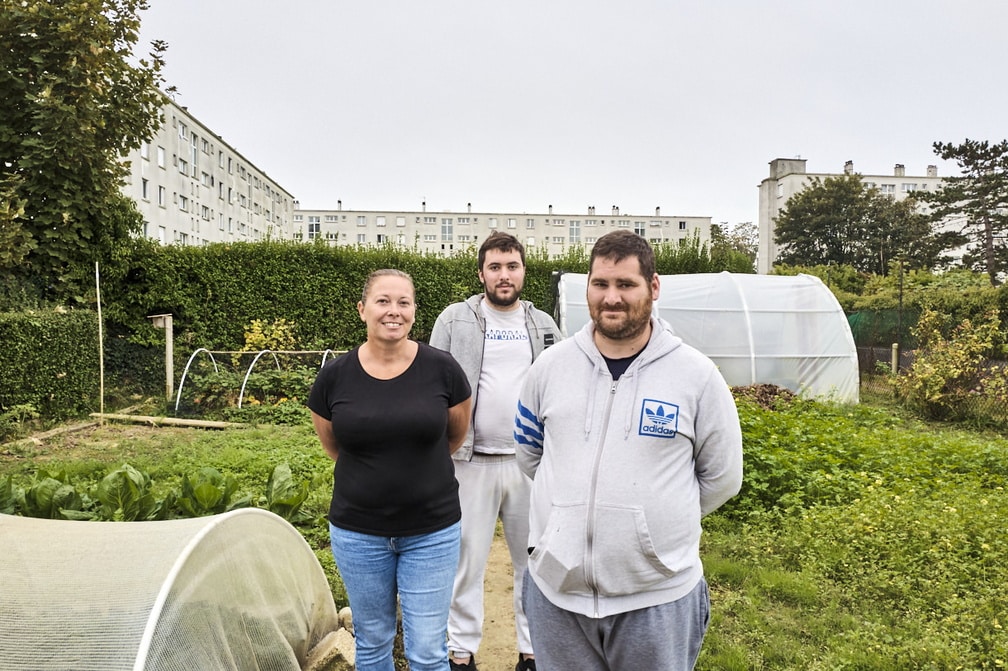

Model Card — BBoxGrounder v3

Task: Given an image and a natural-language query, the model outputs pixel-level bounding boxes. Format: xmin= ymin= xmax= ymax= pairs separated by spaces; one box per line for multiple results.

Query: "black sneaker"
xmin=515 ymin=655 xmax=536 ymax=671
xmin=449 ymin=655 xmax=477 ymax=671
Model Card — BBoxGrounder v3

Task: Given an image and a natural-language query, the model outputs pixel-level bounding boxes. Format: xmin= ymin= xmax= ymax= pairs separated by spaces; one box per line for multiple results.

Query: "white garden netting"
xmin=556 ymin=271 xmax=859 ymax=402
xmin=0 ymin=508 xmax=339 ymax=671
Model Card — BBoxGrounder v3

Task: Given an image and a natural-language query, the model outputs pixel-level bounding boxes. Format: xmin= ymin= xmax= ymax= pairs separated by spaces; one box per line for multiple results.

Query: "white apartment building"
xmin=757 ymin=158 xmax=945 ymax=274
xmin=292 ymin=203 xmax=712 ymax=257
xmin=120 ymin=96 xmax=710 ymax=255
xmin=122 ymin=97 xmax=297 ymax=245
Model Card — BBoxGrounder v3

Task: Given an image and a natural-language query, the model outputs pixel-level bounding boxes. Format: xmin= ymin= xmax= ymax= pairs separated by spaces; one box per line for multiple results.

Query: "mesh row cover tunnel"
xmin=1 ymin=508 xmax=339 ymax=671
xmin=557 ymin=271 xmax=859 ymax=403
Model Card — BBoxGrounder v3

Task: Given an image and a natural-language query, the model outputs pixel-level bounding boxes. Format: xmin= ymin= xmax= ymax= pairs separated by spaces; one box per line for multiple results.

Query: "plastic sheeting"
xmin=556 ymin=271 xmax=859 ymax=402
xmin=0 ymin=508 xmax=339 ymax=671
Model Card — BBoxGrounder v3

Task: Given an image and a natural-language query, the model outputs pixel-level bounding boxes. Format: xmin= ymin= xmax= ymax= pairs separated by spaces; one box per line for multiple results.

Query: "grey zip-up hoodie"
xmin=515 ymin=317 xmax=743 ymax=618
xmin=430 ymin=293 xmax=561 ymax=461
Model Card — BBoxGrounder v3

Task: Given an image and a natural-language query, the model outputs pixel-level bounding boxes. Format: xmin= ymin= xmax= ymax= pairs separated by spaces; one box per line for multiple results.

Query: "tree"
xmin=711 ymin=221 xmax=757 ymax=270
xmin=773 ymin=173 xmax=952 ymax=275
xmin=0 ymin=0 xmax=166 ymax=303
xmin=921 ymin=139 xmax=1008 ymax=286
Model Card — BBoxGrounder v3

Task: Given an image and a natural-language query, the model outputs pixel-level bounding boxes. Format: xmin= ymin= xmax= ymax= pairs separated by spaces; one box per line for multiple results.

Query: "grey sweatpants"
xmin=522 ymin=572 xmax=710 ymax=671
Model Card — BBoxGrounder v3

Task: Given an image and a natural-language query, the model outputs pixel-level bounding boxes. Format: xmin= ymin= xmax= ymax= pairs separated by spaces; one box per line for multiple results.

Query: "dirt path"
xmin=476 ymin=529 xmax=521 ymax=671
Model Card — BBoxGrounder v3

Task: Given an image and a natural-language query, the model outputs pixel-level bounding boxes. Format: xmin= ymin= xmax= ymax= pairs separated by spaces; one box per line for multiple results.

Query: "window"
xmin=157 ymin=186 xmax=166 ymax=207
xmin=569 ymin=220 xmax=581 ymax=244
xmin=902 ymin=183 xmax=918 ymax=193
xmin=507 ymin=218 xmax=517 ymax=229
xmin=308 ymin=219 xmax=320 ymax=240
xmin=458 ymin=217 xmax=470 ymax=225
xmin=219 ymin=213 xmax=225 ymax=231
xmin=376 ymin=234 xmax=387 ymax=244
xmin=776 ymin=183 xmax=784 ymax=198
xmin=140 ymin=142 xmax=150 ymax=160
xmin=141 ymin=178 xmax=149 ymax=200
xmin=396 ymin=216 xmax=406 ymax=227
xmin=179 ymin=195 xmax=189 ymax=212
xmin=634 ymin=222 xmax=646 ymax=237
xmin=586 ymin=219 xmax=597 ymax=227
xmin=201 ymin=172 xmax=212 ymax=187
xmin=178 ymin=122 xmax=187 ymax=139
xmin=219 ymin=151 xmax=225 ymax=169
xmin=376 ymin=216 xmax=386 ymax=227
xmin=157 ymin=146 xmax=166 ymax=168
xmin=357 ymin=215 xmax=367 ymax=226
xmin=488 ymin=218 xmax=498 ymax=229
xmin=423 ymin=234 xmax=437 ymax=242
xmin=678 ymin=221 xmax=687 ymax=231
xmin=552 ymin=236 xmax=564 ymax=244
xmin=325 ymin=215 xmax=338 ymax=222
xmin=201 ymin=138 xmax=210 ymax=154
xmin=526 ymin=218 xmax=535 ymax=229
xmin=158 ymin=226 xmax=166 ymax=244
xmin=201 ymin=205 xmax=211 ymax=220
xmin=526 ymin=237 xmax=536 ymax=247
xmin=178 ymin=158 xmax=188 ymax=175
xmin=441 ymin=218 xmax=453 ymax=242
xmin=618 ymin=220 xmax=630 ymax=228
xmin=424 ymin=216 xmax=437 ymax=224
xmin=880 ymin=184 xmax=895 ymax=195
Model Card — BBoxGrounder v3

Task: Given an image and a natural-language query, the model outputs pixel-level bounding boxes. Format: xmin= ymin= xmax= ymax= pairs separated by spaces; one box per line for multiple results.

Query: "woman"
xmin=309 ymin=269 xmax=472 ymax=671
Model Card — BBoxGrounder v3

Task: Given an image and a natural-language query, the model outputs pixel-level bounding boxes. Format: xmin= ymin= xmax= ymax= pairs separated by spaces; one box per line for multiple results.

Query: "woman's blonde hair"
xmin=360 ymin=269 xmax=414 ymax=302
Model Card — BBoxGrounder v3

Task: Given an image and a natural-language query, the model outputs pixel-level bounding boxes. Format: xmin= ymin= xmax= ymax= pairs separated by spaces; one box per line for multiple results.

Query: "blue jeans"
xmin=330 ymin=521 xmax=461 ymax=671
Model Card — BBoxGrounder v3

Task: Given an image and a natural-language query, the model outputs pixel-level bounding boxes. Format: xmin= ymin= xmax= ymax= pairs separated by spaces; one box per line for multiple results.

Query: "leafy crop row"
xmin=1 ymin=462 xmax=311 ymax=523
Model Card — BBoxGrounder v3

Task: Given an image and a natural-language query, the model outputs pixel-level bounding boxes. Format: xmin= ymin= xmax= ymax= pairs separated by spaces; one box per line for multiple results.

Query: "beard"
xmin=484 ymin=282 xmax=521 ymax=308
xmin=590 ymin=298 xmax=652 ymax=341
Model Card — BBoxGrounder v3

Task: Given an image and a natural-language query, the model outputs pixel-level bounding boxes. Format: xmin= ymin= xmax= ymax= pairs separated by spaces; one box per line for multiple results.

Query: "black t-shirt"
xmin=308 ymin=342 xmax=471 ymax=536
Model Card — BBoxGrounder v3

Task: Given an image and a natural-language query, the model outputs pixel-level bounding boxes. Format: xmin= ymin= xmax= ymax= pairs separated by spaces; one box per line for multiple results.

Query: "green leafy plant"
xmin=19 ymin=469 xmax=88 ymax=519
xmin=93 ymin=464 xmax=173 ymax=521
xmin=177 ymin=467 xmax=252 ymax=517
xmin=1 ymin=474 xmax=20 ymax=514
xmin=262 ymin=463 xmax=311 ymax=523
xmin=892 ymin=307 xmax=1008 ymax=423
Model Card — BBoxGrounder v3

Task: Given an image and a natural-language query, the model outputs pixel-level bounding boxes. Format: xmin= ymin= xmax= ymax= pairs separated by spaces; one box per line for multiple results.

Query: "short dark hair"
xmin=589 ymin=230 xmax=656 ymax=280
xmin=478 ymin=232 xmax=525 ymax=269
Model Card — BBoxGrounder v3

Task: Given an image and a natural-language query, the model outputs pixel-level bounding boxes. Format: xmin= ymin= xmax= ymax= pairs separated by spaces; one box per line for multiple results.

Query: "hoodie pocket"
xmin=529 ymin=502 xmax=679 ymax=598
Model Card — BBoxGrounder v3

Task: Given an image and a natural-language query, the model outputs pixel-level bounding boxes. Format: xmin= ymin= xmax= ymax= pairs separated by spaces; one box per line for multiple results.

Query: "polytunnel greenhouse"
xmin=556 ymin=271 xmax=859 ymax=402
xmin=0 ymin=508 xmax=341 ymax=671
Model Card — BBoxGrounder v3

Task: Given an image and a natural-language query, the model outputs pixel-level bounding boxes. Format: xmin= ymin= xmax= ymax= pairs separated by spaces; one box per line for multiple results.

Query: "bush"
xmin=892 ymin=307 xmax=1008 ymax=424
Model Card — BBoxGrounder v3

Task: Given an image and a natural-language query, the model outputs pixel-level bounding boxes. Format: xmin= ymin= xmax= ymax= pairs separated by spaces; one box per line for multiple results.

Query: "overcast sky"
xmin=136 ymin=1 xmax=1008 ymax=226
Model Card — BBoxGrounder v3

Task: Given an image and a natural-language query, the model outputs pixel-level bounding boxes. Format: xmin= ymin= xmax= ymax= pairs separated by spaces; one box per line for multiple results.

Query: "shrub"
xmin=892 ymin=307 xmax=1008 ymax=424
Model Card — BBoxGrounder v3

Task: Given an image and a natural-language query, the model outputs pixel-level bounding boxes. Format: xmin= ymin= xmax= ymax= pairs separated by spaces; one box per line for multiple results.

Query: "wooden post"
xmin=148 ymin=314 xmax=174 ymax=401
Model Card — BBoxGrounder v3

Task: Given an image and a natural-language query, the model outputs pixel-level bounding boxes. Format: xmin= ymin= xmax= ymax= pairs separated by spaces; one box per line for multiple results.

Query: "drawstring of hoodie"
xmin=584 ymin=357 xmax=604 ymax=438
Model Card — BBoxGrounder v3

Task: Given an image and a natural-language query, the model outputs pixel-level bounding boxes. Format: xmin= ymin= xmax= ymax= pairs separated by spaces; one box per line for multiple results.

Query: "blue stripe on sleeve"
xmin=514 ymin=400 xmax=544 ymax=450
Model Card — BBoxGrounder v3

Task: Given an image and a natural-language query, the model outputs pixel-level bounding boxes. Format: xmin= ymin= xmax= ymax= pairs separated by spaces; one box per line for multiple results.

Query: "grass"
xmin=3 ymin=394 xmax=1007 ymax=670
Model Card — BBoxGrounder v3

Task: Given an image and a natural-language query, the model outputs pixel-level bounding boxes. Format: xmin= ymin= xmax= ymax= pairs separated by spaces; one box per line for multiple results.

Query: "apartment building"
xmin=120 ymin=96 xmax=710 ymax=255
xmin=757 ymin=158 xmax=945 ymax=273
xmin=121 ymin=97 xmax=297 ymax=245
xmin=292 ymin=203 xmax=712 ymax=257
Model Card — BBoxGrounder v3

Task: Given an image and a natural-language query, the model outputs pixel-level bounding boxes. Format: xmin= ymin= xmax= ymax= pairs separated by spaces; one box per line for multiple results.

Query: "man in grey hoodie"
xmin=514 ymin=230 xmax=743 ymax=671
xmin=430 ymin=232 xmax=561 ymax=671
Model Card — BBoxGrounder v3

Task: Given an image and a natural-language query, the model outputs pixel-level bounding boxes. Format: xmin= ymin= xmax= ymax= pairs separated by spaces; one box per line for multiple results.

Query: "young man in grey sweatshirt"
xmin=430 ymin=232 xmax=561 ymax=671
xmin=514 ymin=230 xmax=743 ymax=671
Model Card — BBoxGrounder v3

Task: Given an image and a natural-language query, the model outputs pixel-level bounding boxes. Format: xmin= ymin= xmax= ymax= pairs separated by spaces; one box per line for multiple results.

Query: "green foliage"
xmin=773 ymin=173 xmax=951 ymax=274
xmin=0 ymin=0 xmax=167 ymax=303
xmin=93 ymin=463 xmax=173 ymax=521
xmin=0 ymin=474 xmax=16 ymax=514
xmin=19 ymin=469 xmax=88 ymax=519
xmin=262 ymin=463 xmax=311 ymax=523
xmin=922 ymin=138 xmax=1008 ymax=285
xmin=892 ymin=308 xmax=1008 ymax=423
xmin=0 ymin=309 xmax=101 ymax=418
xmin=177 ymin=467 xmax=252 ymax=517
xmin=0 ymin=403 xmax=39 ymax=441
xmin=242 ymin=318 xmax=298 ymax=353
